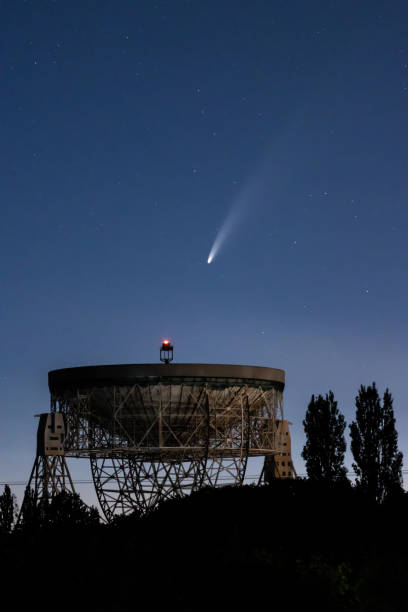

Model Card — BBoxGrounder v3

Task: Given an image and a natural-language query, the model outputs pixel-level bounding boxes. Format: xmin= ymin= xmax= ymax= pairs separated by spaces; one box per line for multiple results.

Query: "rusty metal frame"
xmin=50 ymin=377 xmax=286 ymax=521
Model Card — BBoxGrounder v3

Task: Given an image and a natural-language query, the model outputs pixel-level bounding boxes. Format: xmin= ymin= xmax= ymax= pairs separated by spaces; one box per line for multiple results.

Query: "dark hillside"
xmin=2 ymin=481 xmax=408 ymax=610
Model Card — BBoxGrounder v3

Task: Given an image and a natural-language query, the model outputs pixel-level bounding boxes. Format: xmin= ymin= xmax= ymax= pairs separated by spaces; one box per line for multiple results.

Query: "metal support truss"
xmin=90 ymin=455 xmax=206 ymax=519
xmin=18 ymin=455 xmax=75 ymax=526
xmin=26 ymin=454 xmax=75 ymax=500
xmin=19 ymin=411 xmax=75 ymax=523
xmin=50 ymin=376 xmax=288 ymax=521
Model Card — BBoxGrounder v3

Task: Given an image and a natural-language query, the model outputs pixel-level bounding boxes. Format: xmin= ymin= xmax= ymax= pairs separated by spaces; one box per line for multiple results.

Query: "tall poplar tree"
xmin=0 ymin=485 xmax=18 ymax=533
xmin=302 ymin=391 xmax=347 ymax=481
xmin=350 ymin=383 xmax=403 ymax=502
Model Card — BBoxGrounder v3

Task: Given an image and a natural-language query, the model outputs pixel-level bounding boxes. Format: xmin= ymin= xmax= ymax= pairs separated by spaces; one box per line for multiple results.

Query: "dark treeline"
xmin=1 ymin=483 xmax=408 ymax=610
xmin=0 ymin=381 xmax=406 ymax=610
xmin=302 ymin=383 xmax=403 ymax=501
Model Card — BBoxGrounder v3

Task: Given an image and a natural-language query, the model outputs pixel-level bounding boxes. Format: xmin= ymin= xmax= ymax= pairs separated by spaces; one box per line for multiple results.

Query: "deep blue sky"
xmin=2 ymin=1 xmax=408 ymax=503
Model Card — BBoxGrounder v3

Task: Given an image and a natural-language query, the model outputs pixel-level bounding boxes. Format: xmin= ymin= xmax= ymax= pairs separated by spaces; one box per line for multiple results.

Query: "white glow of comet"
xmin=206 ymin=209 xmax=239 ymax=263
xmin=206 ymin=168 xmax=267 ymax=264
xmin=206 ymin=114 xmax=312 ymax=263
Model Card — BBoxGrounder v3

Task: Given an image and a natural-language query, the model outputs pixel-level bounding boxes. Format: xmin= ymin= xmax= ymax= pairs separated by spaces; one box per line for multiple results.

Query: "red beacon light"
xmin=160 ymin=340 xmax=174 ymax=364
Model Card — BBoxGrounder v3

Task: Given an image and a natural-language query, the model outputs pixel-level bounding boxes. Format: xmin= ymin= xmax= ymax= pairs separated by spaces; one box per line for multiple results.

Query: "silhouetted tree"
xmin=43 ymin=491 xmax=100 ymax=529
xmin=302 ymin=391 xmax=347 ymax=481
xmin=17 ymin=487 xmax=44 ymax=532
xmin=350 ymin=383 xmax=403 ymax=502
xmin=0 ymin=485 xmax=18 ymax=533
xmin=18 ymin=489 xmax=99 ymax=532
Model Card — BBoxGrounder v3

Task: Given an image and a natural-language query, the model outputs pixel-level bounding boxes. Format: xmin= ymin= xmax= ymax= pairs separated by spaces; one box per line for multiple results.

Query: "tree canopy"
xmin=18 ymin=489 xmax=100 ymax=532
xmin=350 ymin=383 xmax=403 ymax=502
xmin=0 ymin=485 xmax=18 ymax=534
xmin=302 ymin=391 xmax=347 ymax=481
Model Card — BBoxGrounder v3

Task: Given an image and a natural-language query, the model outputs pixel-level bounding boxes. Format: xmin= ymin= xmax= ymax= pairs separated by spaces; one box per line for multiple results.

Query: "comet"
xmin=206 ymin=161 xmax=268 ymax=264
xmin=206 ymin=116 xmax=301 ymax=263
xmin=206 ymin=208 xmax=238 ymax=264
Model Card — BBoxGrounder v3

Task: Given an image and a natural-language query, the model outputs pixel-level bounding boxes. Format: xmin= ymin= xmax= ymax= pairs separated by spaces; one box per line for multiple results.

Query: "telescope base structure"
xmin=29 ymin=455 xmax=75 ymax=499
xmin=90 ymin=456 xmax=205 ymax=518
xmin=89 ymin=454 xmax=248 ymax=520
xmin=19 ymin=412 xmax=75 ymax=524
xmin=49 ymin=363 xmax=290 ymax=521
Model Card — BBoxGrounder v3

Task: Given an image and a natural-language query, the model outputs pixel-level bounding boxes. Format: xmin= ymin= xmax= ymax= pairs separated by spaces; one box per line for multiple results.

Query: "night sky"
xmin=2 ymin=1 xmax=408 ymax=504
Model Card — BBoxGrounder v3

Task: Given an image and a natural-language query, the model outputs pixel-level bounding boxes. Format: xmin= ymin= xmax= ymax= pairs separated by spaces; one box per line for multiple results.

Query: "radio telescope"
xmin=25 ymin=347 xmax=295 ymax=521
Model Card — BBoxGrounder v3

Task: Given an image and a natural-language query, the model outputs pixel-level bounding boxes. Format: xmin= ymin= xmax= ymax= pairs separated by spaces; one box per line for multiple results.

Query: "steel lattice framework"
xmin=48 ymin=363 xmax=286 ymax=521
xmin=27 ymin=455 xmax=75 ymax=499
